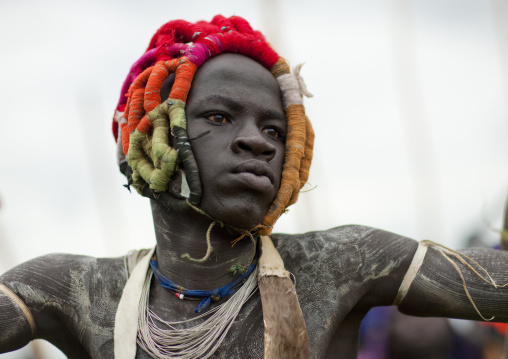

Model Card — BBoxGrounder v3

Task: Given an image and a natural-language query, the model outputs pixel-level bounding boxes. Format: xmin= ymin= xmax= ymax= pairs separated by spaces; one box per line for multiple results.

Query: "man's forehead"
xmin=198 ymin=53 xmax=270 ymax=73
xmin=191 ymin=53 xmax=278 ymax=90
xmin=188 ymin=53 xmax=283 ymax=109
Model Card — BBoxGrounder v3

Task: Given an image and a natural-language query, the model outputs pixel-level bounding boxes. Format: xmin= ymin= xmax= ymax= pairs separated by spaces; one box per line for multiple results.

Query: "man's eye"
xmin=262 ymin=127 xmax=284 ymax=139
xmin=206 ymin=114 xmax=228 ymax=124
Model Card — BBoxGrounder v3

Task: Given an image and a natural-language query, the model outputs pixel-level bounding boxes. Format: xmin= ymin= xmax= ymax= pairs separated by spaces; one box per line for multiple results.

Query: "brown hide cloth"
xmin=259 ymin=236 xmax=310 ymax=358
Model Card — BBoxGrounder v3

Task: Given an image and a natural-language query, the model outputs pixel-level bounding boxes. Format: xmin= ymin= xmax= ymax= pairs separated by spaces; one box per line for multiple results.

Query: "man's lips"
xmin=231 ymin=160 xmax=275 ymax=183
xmin=231 ymin=160 xmax=275 ymax=191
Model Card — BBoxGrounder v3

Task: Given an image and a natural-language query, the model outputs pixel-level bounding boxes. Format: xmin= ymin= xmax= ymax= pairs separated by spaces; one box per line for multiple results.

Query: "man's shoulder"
xmin=2 ymin=252 xmax=127 ymax=280
xmin=0 ymin=252 xmax=130 ymax=309
xmin=271 ymin=224 xmax=415 ymax=277
xmin=272 ymin=224 xmax=378 ymax=257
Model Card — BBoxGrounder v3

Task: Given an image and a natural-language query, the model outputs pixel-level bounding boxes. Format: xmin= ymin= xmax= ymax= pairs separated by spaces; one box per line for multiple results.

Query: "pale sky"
xmin=1 ymin=1 xmax=508 ymax=356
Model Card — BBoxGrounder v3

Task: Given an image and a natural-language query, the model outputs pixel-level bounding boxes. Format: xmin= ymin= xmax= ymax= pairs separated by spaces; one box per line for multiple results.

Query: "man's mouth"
xmin=231 ymin=161 xmax=275 ymax=191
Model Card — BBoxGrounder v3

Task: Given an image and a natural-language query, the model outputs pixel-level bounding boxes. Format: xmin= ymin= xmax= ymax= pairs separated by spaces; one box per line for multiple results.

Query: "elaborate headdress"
xmin=112 ymin=15 xmax=313 ymax=234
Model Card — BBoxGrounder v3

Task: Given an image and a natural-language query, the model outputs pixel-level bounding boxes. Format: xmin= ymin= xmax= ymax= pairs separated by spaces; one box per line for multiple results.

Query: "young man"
xmin=1 ymin=15 xmax=508 ymax=359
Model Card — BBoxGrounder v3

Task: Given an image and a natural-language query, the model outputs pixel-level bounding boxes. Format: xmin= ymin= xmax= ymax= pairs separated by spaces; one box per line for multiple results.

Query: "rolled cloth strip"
xmin=261 ymin=59 xmax=314 ymax=234
xmin=258 ymin=236 xmax=310 ymax=358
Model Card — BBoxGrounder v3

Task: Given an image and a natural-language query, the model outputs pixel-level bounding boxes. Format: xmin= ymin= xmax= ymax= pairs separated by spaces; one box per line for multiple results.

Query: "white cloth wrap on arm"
xmin=0 ymin=282 xmax=37 ymax=339
xmin=393 ymin=242 xmax=428 ymax=306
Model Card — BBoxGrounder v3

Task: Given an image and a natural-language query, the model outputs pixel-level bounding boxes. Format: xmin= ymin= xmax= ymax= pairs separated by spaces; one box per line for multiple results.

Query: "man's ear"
xmin=160 ymin=73 xmax=176 ymax=102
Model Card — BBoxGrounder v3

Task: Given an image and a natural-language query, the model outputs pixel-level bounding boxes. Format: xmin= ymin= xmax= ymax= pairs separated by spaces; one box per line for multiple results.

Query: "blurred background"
xmin=1 ymin=0 xmax=508 ymax=357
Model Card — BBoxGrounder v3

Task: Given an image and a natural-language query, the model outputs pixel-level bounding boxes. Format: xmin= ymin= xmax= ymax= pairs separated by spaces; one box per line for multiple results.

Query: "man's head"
xmin=185 ymin=53 xmax=286 ymax=229
xmin=112 ymin=15 xmax=314 ymax=234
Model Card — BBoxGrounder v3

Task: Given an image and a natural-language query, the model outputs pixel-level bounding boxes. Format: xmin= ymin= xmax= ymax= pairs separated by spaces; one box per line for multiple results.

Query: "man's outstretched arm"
xmin=0 ymin=281 xmax=33 ymax=353
xmin=396 ymin=243 xmax=508 ymax=322
xmin=0 ymin=254 xmax=89 ymax=356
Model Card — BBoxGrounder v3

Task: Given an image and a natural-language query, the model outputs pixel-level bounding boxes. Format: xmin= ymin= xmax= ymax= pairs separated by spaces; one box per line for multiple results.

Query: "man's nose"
xmin=231 ymin=123 xmax=276 ymax=161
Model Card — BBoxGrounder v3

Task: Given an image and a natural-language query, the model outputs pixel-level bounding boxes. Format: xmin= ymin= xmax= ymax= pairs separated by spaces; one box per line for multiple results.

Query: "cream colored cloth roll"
xmin=114 ymin=247 xmax=155 ymax=359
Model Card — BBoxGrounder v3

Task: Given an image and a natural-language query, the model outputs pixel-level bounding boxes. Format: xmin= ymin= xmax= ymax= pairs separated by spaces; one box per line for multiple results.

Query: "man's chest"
xmin=76 ymin=251 xmax=366 ymax=358
xmin=132 ymin=291 xmax=265 ymax=358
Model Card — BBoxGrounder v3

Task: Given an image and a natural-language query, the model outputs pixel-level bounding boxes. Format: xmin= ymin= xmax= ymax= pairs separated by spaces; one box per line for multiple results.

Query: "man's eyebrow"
xmin=199 ymin=94 xmax=286 ymax=122
xmin=199 ymin=95 xmax=242 ymax=111
xmin=262 ymin=109 xmax=286 ymax=123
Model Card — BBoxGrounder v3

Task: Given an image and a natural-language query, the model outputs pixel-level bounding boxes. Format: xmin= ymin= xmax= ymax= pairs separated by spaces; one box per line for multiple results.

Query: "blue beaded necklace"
xmin=150 ymin=246 xmax=259 ymax=313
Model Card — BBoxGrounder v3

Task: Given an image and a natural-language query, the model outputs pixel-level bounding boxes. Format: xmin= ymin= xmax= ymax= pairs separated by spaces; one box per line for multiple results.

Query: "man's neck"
xmin=150 ymin=199 xmax=256 ymax=291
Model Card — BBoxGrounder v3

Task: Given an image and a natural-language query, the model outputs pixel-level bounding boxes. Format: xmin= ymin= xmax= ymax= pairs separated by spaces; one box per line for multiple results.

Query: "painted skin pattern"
xmin=2 ymin=225 xmax=508 ymax=358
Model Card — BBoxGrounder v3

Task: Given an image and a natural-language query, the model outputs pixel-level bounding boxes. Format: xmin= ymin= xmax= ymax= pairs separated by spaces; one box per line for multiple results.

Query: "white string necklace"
xmin=137 ymin=264 xmax=259 ymax=359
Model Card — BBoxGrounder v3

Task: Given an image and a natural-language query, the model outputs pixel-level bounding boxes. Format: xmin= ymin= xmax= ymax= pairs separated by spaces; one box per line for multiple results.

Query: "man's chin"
xmin=201 ymin=201 xmax=267 ymax=232
xmin=217 ymin=212 xmax=264 ymax=232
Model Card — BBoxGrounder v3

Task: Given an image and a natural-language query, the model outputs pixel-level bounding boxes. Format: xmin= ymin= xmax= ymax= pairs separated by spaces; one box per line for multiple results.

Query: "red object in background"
xmin=482 ymin=322 xmax=508 ymax=335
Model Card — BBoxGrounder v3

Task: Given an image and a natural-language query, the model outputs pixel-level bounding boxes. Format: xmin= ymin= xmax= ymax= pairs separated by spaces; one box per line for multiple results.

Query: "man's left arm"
xmin=396 ymin=244 xmax=508 ymax=323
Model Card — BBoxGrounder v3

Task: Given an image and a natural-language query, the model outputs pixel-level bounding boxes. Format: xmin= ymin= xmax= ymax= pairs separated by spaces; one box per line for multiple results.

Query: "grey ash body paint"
xmin=0 ymin=226 xmax=508 ymax=358
xmin=2 ymin=225 xmax=508 ymax=358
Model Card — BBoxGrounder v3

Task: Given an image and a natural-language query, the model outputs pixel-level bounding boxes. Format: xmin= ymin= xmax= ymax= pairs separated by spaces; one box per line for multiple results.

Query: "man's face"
xmin=185 ymin=54 xmax=286 ymax=229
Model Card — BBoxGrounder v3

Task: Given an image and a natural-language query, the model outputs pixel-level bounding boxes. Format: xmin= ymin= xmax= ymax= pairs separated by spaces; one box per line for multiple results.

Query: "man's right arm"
xmin=0 ymin=281 xmax=33 ymax=353
xmin=0 ymin=254 xmax=78 ymax=355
